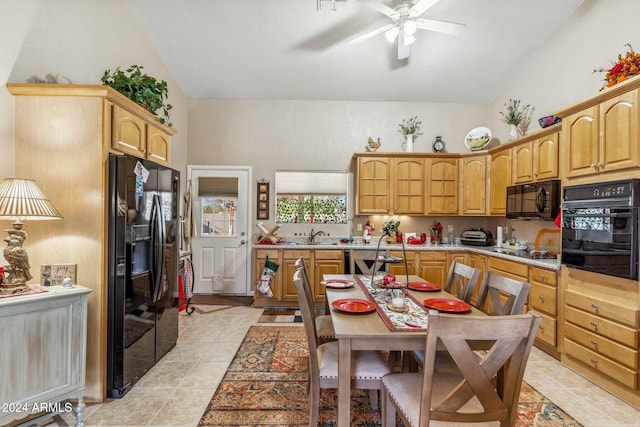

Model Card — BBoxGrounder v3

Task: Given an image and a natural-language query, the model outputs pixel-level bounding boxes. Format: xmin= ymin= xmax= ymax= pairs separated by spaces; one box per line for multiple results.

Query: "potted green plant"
xmin=101 ymin=65 xmax=173 ymax=126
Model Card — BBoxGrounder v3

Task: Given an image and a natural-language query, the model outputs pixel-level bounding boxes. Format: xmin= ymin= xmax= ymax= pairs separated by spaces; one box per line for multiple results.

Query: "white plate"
xmin=464 ymin=127 xmax=492 ymax=151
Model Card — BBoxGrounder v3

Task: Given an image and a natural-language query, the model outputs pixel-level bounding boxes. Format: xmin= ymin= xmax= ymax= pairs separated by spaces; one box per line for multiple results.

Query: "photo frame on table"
xmin=257 ymin=180 xmax=269 ymax=220
xmin=41 ymin=263 xmax=77 ymax=286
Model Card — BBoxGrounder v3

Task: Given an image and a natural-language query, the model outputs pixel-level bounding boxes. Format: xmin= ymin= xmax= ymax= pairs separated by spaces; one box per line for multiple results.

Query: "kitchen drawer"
xmin=489 ymin=257 xmax=528 ymax=280
xmin=564 ymin=338 xmax=638 ymax=389
xmin=533 ymin=310 xmax=556 ymax=347
xmin=419 ymin=251 xmax=447 ymax=262
xmin=282 ymin=250 xmax=312 ymax=260
xmin=530 ymin=282 xmax=557 ymax=316
xmin=255 ymin=249 xmax=280 ymax=259
xmin=565 ymin=306 xmax=638 ymax=348
xmin=314 ymin=250 xmax=344 ymax=260
xmin=390 ymin=250 xmax=415 ymax=262
xmin=566 ymin=289 xmax=639 ymax=328
xmin=565 ymin=323 xmax=638 ymax=369
xmin=529 ymin=267 xmax=556 ymax=286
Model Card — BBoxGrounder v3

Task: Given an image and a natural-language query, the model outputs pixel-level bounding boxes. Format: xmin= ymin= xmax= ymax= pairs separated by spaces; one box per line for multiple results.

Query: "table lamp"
xmin=0 ymin=178 xmax=62 ymax=294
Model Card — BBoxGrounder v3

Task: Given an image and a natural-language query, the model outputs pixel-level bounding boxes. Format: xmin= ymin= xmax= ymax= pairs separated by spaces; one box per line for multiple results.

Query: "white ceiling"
xmin=127 ymin=0 xmax=583 ymax=103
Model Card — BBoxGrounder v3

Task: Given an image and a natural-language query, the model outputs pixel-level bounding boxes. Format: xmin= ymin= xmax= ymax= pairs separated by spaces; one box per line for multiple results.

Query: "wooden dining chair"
xmin=475 ymin=271 xmax=531 ymax=315
xmin=442 ymin=260 xmax=481 ymax=303
xmin=294 ymin=257 xmax=335 ymax=344
xmin=382 ymin=309 xmax=541 ymax=427
xmin=349 ymin=250 xmax=387 ymax=275
xmin=412 ymin=261 xmax=481 ymax=369
xmin=293 ymin=269 xmax=391 ymax=427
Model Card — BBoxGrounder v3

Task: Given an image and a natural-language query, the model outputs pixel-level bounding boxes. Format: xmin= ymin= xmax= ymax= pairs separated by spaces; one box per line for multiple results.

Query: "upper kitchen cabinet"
xmin=556 ymin=78 xmax=640 ymax=181
xmin=354 ymin=153 xmax=425 ymax=215
xmin=111 ymin=103 xmax=172 ymax=166
xmin=489 ymin=147 xmax=511 ymax=215
xmin=511 ymin=126 xmax=559 ymax=184
xmin=459 ymin=154 xmax=487 ymax=215
xmin=425 ymin=156 xmax=458 ymax=215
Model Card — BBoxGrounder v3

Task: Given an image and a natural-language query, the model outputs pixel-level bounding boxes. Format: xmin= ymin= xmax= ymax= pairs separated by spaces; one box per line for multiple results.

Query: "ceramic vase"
xmin=403 ymin=134 xmax=415 ymax=152
xmin=508 ymin=124 xmax=523 ymax=141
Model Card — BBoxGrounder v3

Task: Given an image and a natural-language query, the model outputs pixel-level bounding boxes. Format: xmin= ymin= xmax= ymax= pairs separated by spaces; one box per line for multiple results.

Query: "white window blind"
xmin=275 ymin=171 xmax=349 ymax=195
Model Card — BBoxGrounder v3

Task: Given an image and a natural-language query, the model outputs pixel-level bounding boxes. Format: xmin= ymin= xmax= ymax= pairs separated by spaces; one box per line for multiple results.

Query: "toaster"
xmin=460 ymin=228 xmax=494 ymax=246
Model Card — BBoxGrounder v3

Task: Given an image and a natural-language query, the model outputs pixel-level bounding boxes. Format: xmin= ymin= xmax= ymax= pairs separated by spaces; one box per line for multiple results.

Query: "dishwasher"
xmin=344 ymin=249 xmax=388 ymax=274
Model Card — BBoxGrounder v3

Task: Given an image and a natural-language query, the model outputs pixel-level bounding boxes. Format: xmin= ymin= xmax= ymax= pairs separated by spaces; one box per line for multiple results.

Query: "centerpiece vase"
xmin=403 ymin=134 xmax=414 ymax=152
xmin=508 ymin=124 xmax=523 ymax=141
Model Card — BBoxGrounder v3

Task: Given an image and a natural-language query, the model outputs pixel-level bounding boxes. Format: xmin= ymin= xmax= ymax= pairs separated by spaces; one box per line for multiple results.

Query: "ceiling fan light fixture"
xmin=403 ymin=33 xmax=416 ymax=46
xmin=403 ymin=20 xmax=417 ymax=36
xmin=384 ymin=26 xmax=399 ymax=43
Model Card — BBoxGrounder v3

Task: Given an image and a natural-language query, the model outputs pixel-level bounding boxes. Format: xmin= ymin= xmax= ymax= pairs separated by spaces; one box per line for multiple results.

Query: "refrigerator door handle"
xmin=151 ymin=194 xmax=166 ymax=302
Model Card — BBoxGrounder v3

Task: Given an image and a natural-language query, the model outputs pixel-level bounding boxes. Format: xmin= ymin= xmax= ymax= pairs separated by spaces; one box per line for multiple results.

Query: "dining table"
xmin=322 ymin=273 xmax=486 ymax=426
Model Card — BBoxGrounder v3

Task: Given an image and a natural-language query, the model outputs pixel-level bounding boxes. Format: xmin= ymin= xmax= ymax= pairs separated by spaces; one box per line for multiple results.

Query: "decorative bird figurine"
xmin=366 ymin=137 xmax=381 ymax=151
xmin=3 ymin=230 xmax=32 ymax=287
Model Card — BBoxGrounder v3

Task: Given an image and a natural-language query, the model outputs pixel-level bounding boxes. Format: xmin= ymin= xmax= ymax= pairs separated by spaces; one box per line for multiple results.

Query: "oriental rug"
xmin=198 ymin=326 xmax=582 ymax=427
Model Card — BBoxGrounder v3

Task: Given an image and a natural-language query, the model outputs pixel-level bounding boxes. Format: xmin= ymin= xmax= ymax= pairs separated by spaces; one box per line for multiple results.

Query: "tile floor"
xmin=44 ymin=304 xmax=640 ymax=427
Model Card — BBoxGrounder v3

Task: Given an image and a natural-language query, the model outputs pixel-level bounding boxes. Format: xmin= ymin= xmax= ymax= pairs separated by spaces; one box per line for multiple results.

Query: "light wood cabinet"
xmin=512 ymin=133 xmax=559 ymax=184
xmin=392 ymin=157 xmax=425 ymax=214
xmin=313 ymin=250 xmax=344 ymax=300
xmin=564 ymin=289 xmax=639 ymax=390
xmin=558 ymin=87 xmax=640 ymax=179
xmin=468 ymin=253 xmax=489 ymax=305
xmin=111 ymin=103 xmax=172 ymax=166
xmin=417 ymin=251 xmax=448 ymax=285
xmin=529 ymin=266 xmax=559 ymax=357
xmin=356 ymin=156 xmax=391 ymax=214
xmin=426 ymin=157 xmax=458 ymax=215
xmin=253 ymin=249 xmax=343 ymax=306
xmin=389 ymin=250 xmax=415 ymax=276
xmin=489 ymin=148 xmax=511 ymax=215
xmin=7 ymin=84 xmax=176 ymax=402
xmin=459 ymin=155 xmax=487 ymax=215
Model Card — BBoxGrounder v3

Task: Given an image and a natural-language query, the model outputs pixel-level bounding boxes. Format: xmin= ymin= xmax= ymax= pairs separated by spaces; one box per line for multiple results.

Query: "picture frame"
xmin=257 ymin=180 xmax=269 ymax=220
xmin=41 ymin=263 xmax=77 ymax=286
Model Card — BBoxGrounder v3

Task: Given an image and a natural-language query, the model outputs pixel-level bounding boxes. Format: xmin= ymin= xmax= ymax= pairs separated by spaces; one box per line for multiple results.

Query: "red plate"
xmin=423 ymin=298 xmax=472 ymax=313
xmin=332 ymin=299 xmax=377 ymax=314
xmin=408 ymin=282 xmax=441 ymax=292
xmin=321 ymin=279 xmax=355 ymax=289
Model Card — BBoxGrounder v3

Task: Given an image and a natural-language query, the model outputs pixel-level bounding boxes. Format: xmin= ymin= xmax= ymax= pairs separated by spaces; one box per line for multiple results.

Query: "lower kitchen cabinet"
xmin=468 ymin=253 xmax=489 ymax=305
xmin=417 ymin=251 xmax=448 ymax=285
xmin=563 ymin=288 xmax=639 ymax=390
xmin=253 ymin=248 xmax=343 ymax=307
xmin=528 ymin=266 xmax=559 ymax=358
xmin=388 ymin=250 xmax=415 ymax=277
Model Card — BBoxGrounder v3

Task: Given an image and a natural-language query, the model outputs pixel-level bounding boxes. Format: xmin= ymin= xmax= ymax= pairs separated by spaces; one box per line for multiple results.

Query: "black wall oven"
xmin=561 ymin=179 xmax=640 ymax=280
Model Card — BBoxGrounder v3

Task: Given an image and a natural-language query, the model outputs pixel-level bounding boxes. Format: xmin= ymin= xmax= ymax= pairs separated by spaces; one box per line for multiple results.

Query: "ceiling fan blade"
xmin=408 ymin=0 xmax=441 ymax=17
xmin=397 ymin=32 xmax=410 ymax=60
xmin=415 ymin=18 xmax=466 ymax=35
xmin=358 ymin=0 xmax=400 ymax=19
xmin=349 ymin=23 xmax=397 ymax=44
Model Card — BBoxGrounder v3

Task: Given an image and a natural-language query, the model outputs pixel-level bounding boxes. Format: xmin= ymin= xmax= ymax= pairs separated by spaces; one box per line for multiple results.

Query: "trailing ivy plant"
xmin=101 ymin=65 xmax=173 ymax=126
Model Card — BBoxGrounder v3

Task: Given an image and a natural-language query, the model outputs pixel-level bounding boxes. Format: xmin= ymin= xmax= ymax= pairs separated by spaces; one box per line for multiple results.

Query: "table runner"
xmin=354 ymin=275 xmax=428 ymax=331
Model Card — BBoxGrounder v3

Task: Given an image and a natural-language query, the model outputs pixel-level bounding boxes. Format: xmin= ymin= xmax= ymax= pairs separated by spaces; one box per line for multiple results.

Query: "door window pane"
xmin=200 ymin=197 xmax=237 ymax=236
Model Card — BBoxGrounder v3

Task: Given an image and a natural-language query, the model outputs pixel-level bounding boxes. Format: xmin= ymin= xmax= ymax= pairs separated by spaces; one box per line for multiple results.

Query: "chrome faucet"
xmin=309 ymin=228 xmax=325 ymax=244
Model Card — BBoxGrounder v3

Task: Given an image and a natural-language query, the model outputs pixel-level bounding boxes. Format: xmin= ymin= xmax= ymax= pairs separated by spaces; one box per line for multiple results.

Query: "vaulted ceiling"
xmin=127 ymin=0 xmax=583 ymax=103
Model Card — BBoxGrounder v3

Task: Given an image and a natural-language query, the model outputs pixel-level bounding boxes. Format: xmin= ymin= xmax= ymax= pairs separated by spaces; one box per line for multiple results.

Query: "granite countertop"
xmin=252 ymin=239 xmax=560 ymax=270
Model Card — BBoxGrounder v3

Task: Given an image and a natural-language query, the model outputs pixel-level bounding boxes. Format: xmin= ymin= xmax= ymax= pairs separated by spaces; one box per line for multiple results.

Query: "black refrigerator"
xmin=107 ymin=153 xmax=180 ymax=398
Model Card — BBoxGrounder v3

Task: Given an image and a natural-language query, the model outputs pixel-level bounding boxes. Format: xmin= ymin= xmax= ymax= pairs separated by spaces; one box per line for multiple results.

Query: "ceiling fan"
xmin=349 ymin=0 xmax=466 ymax=60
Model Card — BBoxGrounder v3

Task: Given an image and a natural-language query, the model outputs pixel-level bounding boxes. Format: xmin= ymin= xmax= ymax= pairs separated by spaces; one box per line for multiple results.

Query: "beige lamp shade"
xmin=0 ymin=178 xmax=62 ymax=220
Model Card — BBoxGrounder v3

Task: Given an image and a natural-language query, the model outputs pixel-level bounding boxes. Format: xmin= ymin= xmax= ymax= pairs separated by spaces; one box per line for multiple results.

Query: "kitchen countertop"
xmin=252 ymin=239 xmax=560 ymax=270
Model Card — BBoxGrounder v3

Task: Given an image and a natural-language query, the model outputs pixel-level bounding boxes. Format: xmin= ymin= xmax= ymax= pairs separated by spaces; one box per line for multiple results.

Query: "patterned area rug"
xmin=198 ymin=326 xmax=582 ymax=427
xmin=258 ymin=307 xmax=325 ymax=323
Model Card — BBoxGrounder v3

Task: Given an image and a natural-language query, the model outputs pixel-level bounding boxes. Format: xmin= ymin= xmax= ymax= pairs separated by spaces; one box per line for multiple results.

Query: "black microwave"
xmin=506 ymin=180 xmax=560 ymax=220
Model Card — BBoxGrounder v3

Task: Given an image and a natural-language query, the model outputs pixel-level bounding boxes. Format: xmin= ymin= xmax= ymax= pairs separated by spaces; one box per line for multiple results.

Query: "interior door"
xmin=188 ymin=166 xmax=251 ymax=295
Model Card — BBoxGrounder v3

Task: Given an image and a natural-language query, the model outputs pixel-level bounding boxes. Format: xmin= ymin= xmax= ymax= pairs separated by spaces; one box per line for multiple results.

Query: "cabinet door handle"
xmin=590 ymin=339 xmax=598 ymax=346
xmin=590 ymin=358 xmax=597 ymax=365
xmin=590 ymin=303 xmax=598 ymax=311
xmin=590 ymin=163 xmax=596 ymax=168
xmin=596 ymin=162 xmax=603 ymax=168
xmin=590 ymin=321 xmax=598 ymax=329
xmin=538 ymin=295 xmax=544 ymax=301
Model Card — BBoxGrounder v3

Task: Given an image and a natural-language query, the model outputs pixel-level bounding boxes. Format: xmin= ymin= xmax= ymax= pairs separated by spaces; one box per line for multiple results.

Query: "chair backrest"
xmin=293 ymin=269 xmax=321 ymax=371
xmin=443 ymin=261 xmax=481 ymax=303
xmin=420 ymin=309 xmax=541 ymax=426
xmin=294 ymin=257 xmax=314 ymax=311
xmin=476 ymin=271 xmax=531 ymax=315
xmin=349 ymin=250 xmax=387 ymax=275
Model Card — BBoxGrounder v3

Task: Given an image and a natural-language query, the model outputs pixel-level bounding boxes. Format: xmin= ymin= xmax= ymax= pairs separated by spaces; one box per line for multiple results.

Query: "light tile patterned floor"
xmin=43 ymin=304 xmax=640 ymax=426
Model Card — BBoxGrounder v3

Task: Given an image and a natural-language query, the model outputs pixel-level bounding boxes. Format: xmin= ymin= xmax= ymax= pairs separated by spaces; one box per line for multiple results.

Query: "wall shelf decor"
xmin=257 ymin=179 xmax=269 ymax=220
